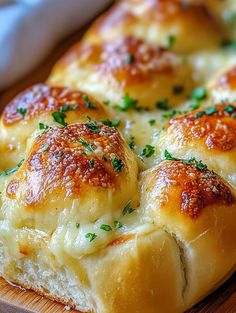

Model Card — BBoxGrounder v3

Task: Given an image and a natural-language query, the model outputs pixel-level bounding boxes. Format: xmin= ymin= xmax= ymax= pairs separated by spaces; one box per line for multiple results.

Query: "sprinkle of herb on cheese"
xmin=52 ymin=111 xmax=68 ymax=126
xmin=164 ymin=150 xmax=207 ymax=171
xmin=115 ymin=94 xmax=138 ymax=111
xmin=122 ymin=202 xmax=135 ymax=216
xmin=83 ymin=95 xmax=97 ymax=109
xmin=59 ymin=104 xmax=78 ymax=112
xmin=140 ymin=145 xmax=155 ymax=158
xmin=114 ymin=220 xmax=123 ymax=229
xmin=76 ymin=223 xmax=80 ymax=229
xmin=101 ymin=118 xmax=120 ymax=128
xmin=86 ymin=120 xmax=100 ymax=134
xmin=191 ymin=87 xmax=207 ymax=101
xmin=89 ymin=158 xmax=95 ymax=169
xmin=100 ymin=224 xmax=112 ymax=231
xmin=85 ymin=233 xmax=97 ymax=242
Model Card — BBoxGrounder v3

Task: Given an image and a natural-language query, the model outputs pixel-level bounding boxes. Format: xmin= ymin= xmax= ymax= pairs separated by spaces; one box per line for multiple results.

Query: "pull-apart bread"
xmin=0 ymin=1 xmax=236 ymax=312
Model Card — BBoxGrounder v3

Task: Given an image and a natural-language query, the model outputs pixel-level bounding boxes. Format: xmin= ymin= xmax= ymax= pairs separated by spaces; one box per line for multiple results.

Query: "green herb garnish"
xmin=83 ymin=95 xmax=97 ymax=109
xmin=39 ymin=123 xmax=49 ymax=130
xmin=78 ymin=138 xmax=95 ymax=153
xmin=122 ymin=202 xmax=135 ymax=216
xmin=52 ymin=111 xmax=68 ymax=126
xmin=76 ymin=223 xmax=80 ymax=229
xmin=115 ymin=94 xmax=138 ymax=111
xmin=17 ymin=107 xmax=27 ymax=116
xmin=148 ymin=119 xmax=156 ymax=126
xmin=111 ymin=157 xmax=125 ymax=172
xmin=191 ymin=87 xmax=207 ymax=101
xmin=59 ymin=104 xmax=78 ymax=112
xmin=125 ymin=54 xmax=135 ymax=64
xmin=140 ymin=145 xmax=155 ymax=158
xmin=89 ymin=158 xmax=95 ymax=169
xmin=0 ymin=159 xmax=24 ymax=177
xmin=102 ymin=118 xmax=120 ymax=128
xmin=86 ymin=120 xmax=100 ymax=134
xmin=156 ymin=99 xmax=169 ymax=110
xmin=114 ymin=220 xmax=123 ymax=229
xmin=100 ymin=224 xmax=112 ymax=231
xmin=85 ymin=233 xmax=97 ymax=242
xmin=166 ymin=35 xmax=176 ymax=49
xmin=164 ymin=150 xmax=207 ymax=171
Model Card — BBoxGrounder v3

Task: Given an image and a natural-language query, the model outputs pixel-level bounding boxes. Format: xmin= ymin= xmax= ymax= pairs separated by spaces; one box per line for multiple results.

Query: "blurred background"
xmin=0 ymin=0 xmax=112 ymax=108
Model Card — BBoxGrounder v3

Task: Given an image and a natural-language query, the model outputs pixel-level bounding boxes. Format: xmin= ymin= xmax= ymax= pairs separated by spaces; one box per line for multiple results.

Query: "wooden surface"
xmin=0 ymin=19 xmax=235 ymax=313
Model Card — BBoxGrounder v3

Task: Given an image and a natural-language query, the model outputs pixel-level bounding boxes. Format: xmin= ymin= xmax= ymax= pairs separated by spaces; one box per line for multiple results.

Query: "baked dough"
xmin=0 ymin=1 xmax=235 ymax=312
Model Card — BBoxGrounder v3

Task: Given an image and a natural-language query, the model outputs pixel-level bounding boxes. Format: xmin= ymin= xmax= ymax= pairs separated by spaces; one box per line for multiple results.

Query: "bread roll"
xmin=0 ymin=84 xmax=107 ymax=170
xmin=84 ymin=0 xmax=221 ymax=53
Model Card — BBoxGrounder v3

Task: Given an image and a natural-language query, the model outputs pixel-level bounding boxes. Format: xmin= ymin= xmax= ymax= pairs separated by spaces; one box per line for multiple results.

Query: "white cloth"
xmin=0 ymin=0 xmax=112 ymax=90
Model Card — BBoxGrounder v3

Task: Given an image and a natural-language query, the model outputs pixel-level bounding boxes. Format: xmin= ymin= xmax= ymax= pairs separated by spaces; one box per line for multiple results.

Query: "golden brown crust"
xmin=6 ymin=123 xmax=128 ymax=207
xmin=166 ymin=103 xmax=236 ymax=152
xmin=58 ymin=36 xmax=179 ymax=88
xmin=215 ymin=66 xmax=236 ymax=90
xmin=146 ymin=160 xmax=235 ymax=219
xmin=2 ymin=84 xmax=106 ymax=126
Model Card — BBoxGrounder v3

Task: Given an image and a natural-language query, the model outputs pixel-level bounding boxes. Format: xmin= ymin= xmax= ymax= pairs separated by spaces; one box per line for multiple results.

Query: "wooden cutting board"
xmin=0 ymin=274 xmax=235 ymax=313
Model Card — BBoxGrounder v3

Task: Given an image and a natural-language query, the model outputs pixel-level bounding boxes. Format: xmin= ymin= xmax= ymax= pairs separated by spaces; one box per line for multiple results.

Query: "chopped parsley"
xmin=221 ymin=39 xmax=236 ymax=51
xmin=114 ymin=220 xmax=123 ymax=229
xmin=52 ymin=111 xmax=68 ymax=126
xmin=129 ymin=136 xmax=136 ymax=150
xmin=103 ymin=100 xmax=110 ymax=106
xmin=78 ymin=138 xmax=95 ymax=153
xmin=17 ymin=107 xmax=27 ymax=116
xmin=166 ymin=35 xmax=176 ymax=49
xmin=164 ymin=150 xmax=207 ymax=171
xmin=148 ymin=119 xmax=156 ymax=126
xmin=162 ymin=109 xmax=178 ymax=120
xmin=140 ymin=145 xmax=155 ymax=158
xmin=173 ymin=85 xmax=184 ymax=95
xmin=89 ymin=158 xmax=95 ymax=169
xmin=76 ymin=223 xmax=80 ymax=229
xmin=0 ymin=159 xmax=24 ymax=177
xmin=122 ymin=202 xmax=135 ymax=216
xmin=125 ymin=54 xmax=135 ymax=64
xmin=59 ymin=104 xmax=78 ymax=112
xmin=224 ymin=105 xmax=236 ymax=113
xmin=190 ymin=87 xmax=207 ymax=101
xmin=156 ymin=98 xmax=169 ymax=110
xmin=100 ymin=224 xmax=112 ymax=231
xmin=86 ymin=120 xmax=100 ymax=134
xmin=195 ymin=106 xmax=217 ymax=119
xmin=101 ymin=118 xmax=120 ymax=128
xmin=189 ymin=101 xmax=201 ymax=111
xmin=115 ymin=94 xmax=138 ymax=111
xmin=55 ymin=153 xmax=63 ymax=158
xmin=111 ymin=157 xmax=125 ymax=172
xmin=85 ymin=233 xmax=97 ymax=242
xmin=40 ymin=144 xmax=49 ymax=152
xmin=83 ymin=95 xmax=97 ymax=109
xmin=39 ymin=123 xmax=49 ymax=130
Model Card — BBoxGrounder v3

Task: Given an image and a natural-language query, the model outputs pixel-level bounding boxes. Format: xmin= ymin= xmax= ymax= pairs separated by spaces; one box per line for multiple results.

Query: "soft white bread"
xmin=84 ymin=0 xmax=221 ymax=53
xmin=140 ymin=160 xmax=236 ymax=309
xmin=49 ymin=36 xmax=195 ymax=111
